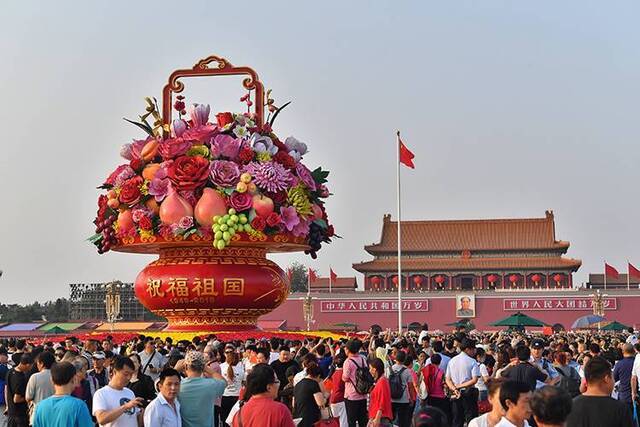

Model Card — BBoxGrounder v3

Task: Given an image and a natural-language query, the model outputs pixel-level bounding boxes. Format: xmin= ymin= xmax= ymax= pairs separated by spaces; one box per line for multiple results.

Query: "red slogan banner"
xmin=503 ymin=297 xmax=617 ymax=311
xmin=320 ymin=299 xmax=429 ymax=313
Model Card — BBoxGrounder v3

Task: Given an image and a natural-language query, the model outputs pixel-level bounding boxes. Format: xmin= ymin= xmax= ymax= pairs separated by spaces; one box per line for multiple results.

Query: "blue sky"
xmin=1 ymin=1 xmax=639 ymax=302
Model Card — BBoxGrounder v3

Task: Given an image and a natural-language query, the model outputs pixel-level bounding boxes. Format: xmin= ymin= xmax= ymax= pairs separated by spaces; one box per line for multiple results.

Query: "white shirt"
xmin=468 ymin=413 xmax=489 ymax=427
xmin=293 ymin=368 xmax=307 ymax=386
xmin=632 ymin=353 xmax=640 ymax=379
xmin=446 ymin=352 xmax=480 ymax=386
xmin=426 ymin=353 xmax=451 ymax=375
xmin=220 ymin=362 xmax=245 ymax=396
xmin=143 ymin=393 xmax=181 ymax=427
xmin=93 ymin=385 xmax=140 ymax=427
xmin=476 ymin=364 xmax=489 ymax=391
xmin=418 ymin=330 xmax=429 ymax=345
xmin=627 ymin=335 xmax=638 ymax=345
xmin=269 ymin=352 xmax=279 ymax=364
xmin=495 ymin=417 xmax=530 ymax=427
xmin=139 ymin=351 xmax=166 ymax=382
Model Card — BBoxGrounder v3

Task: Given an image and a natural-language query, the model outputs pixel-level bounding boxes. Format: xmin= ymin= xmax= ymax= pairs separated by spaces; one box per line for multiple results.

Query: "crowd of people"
xmin=0 ymin=325 xmax=638 ymax=427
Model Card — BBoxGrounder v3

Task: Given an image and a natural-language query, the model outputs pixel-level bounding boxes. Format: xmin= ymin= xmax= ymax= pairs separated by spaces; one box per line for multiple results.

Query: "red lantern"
xmin=509 ymin=274 xmax=519 ymax=283
xmin=371 ymin=276 xmax=380 ymax=291
xmin=553 ymin=274 xmax=563 ymax=287
xmin=413 ymin=275 xmax=423 ymax=285
xmin=531 ymin=274 xmax=541 ymax=287
xmin=434 ymin=275 xmax=445 ymax=284
xmin=392 ymin=276 xmax=398 ymax=286
xmin=487 ymin=274 xmax=498 ymax=283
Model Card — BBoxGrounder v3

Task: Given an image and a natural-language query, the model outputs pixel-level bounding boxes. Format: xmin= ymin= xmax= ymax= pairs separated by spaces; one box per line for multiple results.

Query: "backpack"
xmin=351 ymin=357 xmax=374 ymax=395
xmin=389 ymin=366 xmax=407 ymax=400
xmin=556 ymin=366 xmax=581 ymax=397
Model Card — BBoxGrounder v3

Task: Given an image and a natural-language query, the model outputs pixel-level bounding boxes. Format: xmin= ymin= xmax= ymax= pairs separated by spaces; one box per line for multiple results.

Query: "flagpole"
xmin=628 ymin=261 xmax=631 ymax=291
xmin=604 ymin=261 xmax=607 ymax=290
xmin=329 ymin=267 xmax=332 ymax=294
xmin=396 ymin=131 xmax=403 ymax=336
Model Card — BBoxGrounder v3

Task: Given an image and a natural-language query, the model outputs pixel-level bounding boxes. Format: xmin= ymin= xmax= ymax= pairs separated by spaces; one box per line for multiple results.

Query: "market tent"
xmin=490 ymin=312 xmax=546 ymax=328
xmin=601 ymin=321 xmax=630 ymax=331
xmin=571 ymin=314 xmax=606 ymax=329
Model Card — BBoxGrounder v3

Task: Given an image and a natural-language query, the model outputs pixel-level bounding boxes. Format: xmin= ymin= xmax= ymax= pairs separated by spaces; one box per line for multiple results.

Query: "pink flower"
xmin=291 ymin=217 xmax=310 ymax=237
xmin=179 ymin=216 xmax=194 ymax=229
xmin=131 ymin=209 xmax=150 ymax=223
xmin=158 ymin=137 xmax=192 ymax=160
xmin=104 ymin=165 xmax=135 ymax=187
xmin=120 ymin=139 xmax=148 ymax=161
xmin=229 ymin=192 xmax=252 ymax=212
xmin=211 ymin=134 xmax=242 ymax=160
xmin=295 ymin=163 xmax=317 ymax=191
xmin=172 ymin=119 xmax=187 ymax=137
xmin=189 ymin=104 xmax=210 ymax=128
xmin=280 ymin=206 xmax=300 ymax=232
xmin=210 ymin=160 xmax=241 ymax=188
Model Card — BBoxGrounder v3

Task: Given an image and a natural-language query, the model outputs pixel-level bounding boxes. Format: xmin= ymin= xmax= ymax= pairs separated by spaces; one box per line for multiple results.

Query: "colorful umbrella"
xmin=571 ymin=314 xmax=606 ymax=329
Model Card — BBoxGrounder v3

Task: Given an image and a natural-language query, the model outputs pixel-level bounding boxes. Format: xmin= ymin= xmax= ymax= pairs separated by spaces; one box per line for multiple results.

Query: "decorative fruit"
xmin=107 ymin=190 xmax=117 ymax=199
xmin=247 ymin=182 xmax=257 ymax=194
xmin=117 ymin=210 xmax=135 ymax=231
xmin=145 ymin=198 xmax=160 ymax=214
xmin=194 ymin=188 xmax=227 ymax=227
xmin=240 ymin=172 xmax=252 ymax=183
xmin=141 ymin=139 xmax=159 ymax=161
xmin=107 ymin=198 xmax=120 ymax=209
xmin=236 ymin=182 xmax=248 ymax=193
xmin=160 ymin=189 xmax=193 ymax=225
xmin=142 ymin=163 xmax=161 ymax=181
xmin=252 ymin=194 xmax=274 ymax=217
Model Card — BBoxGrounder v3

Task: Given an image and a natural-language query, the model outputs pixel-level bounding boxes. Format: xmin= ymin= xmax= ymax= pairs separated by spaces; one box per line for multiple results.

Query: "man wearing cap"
xmin=88 ymin=352 xmax=109 ymax=388
xmin=529 ymin=339 xmax=559 ymax=388
xmin=175 ymin=351 xmax=226 ymax=427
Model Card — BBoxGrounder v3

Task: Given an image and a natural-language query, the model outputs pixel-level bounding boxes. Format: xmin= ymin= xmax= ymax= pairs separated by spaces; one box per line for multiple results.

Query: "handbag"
xmin=314 ymin=405 xmax=339 ymax=427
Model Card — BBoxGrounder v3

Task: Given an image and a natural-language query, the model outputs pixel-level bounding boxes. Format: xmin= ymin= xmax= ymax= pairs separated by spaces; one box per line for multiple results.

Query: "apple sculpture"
xmin=90 ymin=55 xmax=335 ymax=330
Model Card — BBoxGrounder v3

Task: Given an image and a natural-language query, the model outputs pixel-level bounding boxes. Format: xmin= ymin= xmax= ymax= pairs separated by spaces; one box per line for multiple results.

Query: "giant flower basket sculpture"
xmin=90 ymin=55 xmax=335 ymax=330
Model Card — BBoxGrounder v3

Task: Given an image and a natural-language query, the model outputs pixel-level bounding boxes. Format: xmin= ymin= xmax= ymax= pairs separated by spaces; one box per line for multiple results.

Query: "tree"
xmin=287 ymin=261 xmax=316 ymax=293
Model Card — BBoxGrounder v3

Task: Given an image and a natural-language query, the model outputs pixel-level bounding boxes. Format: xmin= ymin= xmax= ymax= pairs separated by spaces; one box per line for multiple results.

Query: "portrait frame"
xmin=456 ymin=293 xmax=476 ymax=318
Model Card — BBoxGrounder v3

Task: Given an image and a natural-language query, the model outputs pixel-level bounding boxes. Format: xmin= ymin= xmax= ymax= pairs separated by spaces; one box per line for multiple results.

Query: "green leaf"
xmin=222 ymin=187 xmax=235 ymax=196
xmin=183 ymin=228 xmax=198 ymax=239
xmin=311 ymin=167 xmax=330 ymax=185
xmin=269 ymin=101 xmax=292 ymax=127
xmin=87 ymin=233 xmax=103 ymax=244
xmin=313 ymin=219 xmax=328 ymax=229
xmin=123 ymin=117 xmax=154 ymax=137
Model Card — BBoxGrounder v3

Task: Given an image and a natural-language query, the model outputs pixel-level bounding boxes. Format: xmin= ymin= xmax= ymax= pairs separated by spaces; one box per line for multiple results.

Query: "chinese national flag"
xmin=629 ymin=262 xmax=640 ymax=280
xmin=330 ymin=268 xmax=337 ymax=282
xmin=399 ymin=137 xmax=415 ymax=169
xmin=605 ymin=263 xmax=620 ymax=279
xmin=308 ymin=268 xmax=318 ymax=283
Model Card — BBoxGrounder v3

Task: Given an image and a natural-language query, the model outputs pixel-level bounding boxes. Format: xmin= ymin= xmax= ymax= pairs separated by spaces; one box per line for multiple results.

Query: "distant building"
xmin=352 ymin=211 xmax=581 ymax=291
xmin=309 ymin=277 xmax=357 ymax=293
xmin=69 ymin=282 xmax=155 ymax=321
xmin=586 ymin=274 xmax=640 ymax=290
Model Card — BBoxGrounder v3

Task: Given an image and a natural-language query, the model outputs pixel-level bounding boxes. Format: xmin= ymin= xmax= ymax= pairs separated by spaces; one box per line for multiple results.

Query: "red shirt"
xmin=330 ymin=368 xmax=345 ymax=404
xmin=232 ymin=396 xmax=296 ymax=427
xmin=368 ymin=377 xmax=393 ymax=420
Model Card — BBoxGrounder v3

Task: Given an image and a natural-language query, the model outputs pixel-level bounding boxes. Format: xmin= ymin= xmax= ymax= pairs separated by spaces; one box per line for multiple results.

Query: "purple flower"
xmin=120 ymin=139 xmax=148 ymax=161
xmin=189 ymin=104 xmax=210 ymax=128
xmin=229 ymin=192 xmax=253 ymax=212
xmin=280 ymin=206 xmax=300 ymax=232
xmin=211 ymin=134 xmax=242 ymax=160
xmin=295 ymin=163 xmax=317 ymax=191
xmin=250 ymin=134 xmax=278 ymax=155
xmin=243 ymin=161 xmax=293 ymax=193
xmin=179 ymin=216 xmax=194 ymax=229
xmin=291 ymin=218 xmax=310 ymax=237
xmin=172 ymin=119 xmax=187 ymax=137
xmin=148 ymin=177 xmax=170 ymax=202
xmin=284 ymin=136 xmax=308 ymax=161
xmin=158 ymin=137 xmax=192 ymax=160
xmin=209 ymin=160 xmax=241 ymax=187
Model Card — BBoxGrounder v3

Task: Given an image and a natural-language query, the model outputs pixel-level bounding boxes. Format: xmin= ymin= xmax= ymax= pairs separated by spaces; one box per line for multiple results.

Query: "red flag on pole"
xmin=308 ymin=268 xmax=318 ymax=283
xmin=398 ymin=137 xmax=415 ymax=169
xmin=330 ymin=268 xmax=337 ymax=282
xmin=605 ymin=263 xmax=619 ymax=279
xmin=629 ymin=262 xmax=640 ymax=280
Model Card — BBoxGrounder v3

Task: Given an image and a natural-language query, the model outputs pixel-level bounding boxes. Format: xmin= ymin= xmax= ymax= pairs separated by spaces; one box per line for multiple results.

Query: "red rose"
xmin=216 ymin=112 xmax=234 ymax=128
xmin=266 ymin=212 xmax=281 ymax=228
xmin=138 ymin=215 xmax=152 ymax=230
xmin=251 ymin=216 xmax=266 ymax=231
xmin=119 ymin=176 xmax=143 ymax=206
xmin=237 ymin=147 xmax=255 ymax=164
xmin=267 ymin=191 xmax=287 ymax=206
xmin=167 ymin=156 xmax=210 ymax=192
xmin=129 ymin=158 xmax=144 ymax=172
xmin=273 ymin=151 xmax=295 ymax=169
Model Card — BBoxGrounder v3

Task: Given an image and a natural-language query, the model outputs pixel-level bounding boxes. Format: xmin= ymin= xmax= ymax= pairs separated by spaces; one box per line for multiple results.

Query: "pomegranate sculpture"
xmin=90 ymin=55 xmax=335 ymax=330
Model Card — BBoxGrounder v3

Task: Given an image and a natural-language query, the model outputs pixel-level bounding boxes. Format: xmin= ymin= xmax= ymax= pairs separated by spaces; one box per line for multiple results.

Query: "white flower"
xmin=284 ymin=136 xmax=308 ymax=158
xmin=233 ymin=126 xmax=248 ymax=138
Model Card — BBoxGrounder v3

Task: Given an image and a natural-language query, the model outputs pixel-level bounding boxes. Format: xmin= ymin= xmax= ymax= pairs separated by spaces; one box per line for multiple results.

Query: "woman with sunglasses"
xmin=220 ymin=346 xmax=245 ymax=426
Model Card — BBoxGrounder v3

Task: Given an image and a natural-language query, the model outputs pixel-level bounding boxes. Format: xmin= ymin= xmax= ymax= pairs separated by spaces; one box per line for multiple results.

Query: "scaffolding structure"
xmin=69 ymin=282 xmax=148 ymax=321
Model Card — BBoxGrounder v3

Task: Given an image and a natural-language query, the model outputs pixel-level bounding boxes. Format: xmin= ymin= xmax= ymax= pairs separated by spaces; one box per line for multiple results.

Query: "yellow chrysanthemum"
xmin=287 ymin=184 xmax=313 ymax=217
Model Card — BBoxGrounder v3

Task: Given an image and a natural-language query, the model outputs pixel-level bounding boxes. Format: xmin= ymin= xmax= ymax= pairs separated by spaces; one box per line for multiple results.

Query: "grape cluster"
xmin=212 ymin=208 xmax=253 ymax=250
xmin=95 ymin=216 xmax=117 ymax=254
xmin=305 ymin=223 xmax=328 ymax=259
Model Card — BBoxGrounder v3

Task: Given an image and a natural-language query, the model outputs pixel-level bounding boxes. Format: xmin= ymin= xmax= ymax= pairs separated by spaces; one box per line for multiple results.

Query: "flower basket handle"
xmin=162 ymin=54 xmax=265 ymax=127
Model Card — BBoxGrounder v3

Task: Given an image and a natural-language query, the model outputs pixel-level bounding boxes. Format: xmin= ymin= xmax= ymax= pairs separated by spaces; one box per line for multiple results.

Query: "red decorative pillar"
xmin=427 ymin=275 xmax=431 ymax=291
xmin=569 ymin=273 xmax=573 ymax=289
